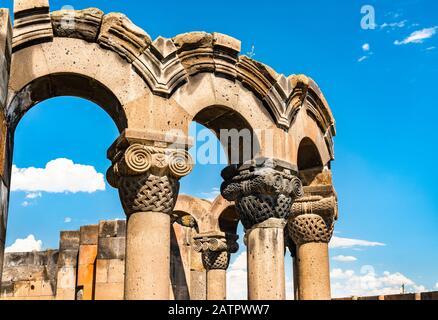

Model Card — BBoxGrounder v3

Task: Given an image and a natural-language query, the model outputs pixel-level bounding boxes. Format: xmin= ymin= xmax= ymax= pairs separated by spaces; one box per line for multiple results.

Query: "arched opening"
xmin=1 ymin=95 xmax=123 ymax=300
xmin=297 ymin=137 xmax=324 ymax=186
xmin=193 ymin=105 xmax=260 ymax=165
xmin=218 ymin=205 xmax=239 ymax=236
xmin=178 ymin=105 xmax=261 ymax=301
xmin=7 ymin=73 xmax=127 ymax=133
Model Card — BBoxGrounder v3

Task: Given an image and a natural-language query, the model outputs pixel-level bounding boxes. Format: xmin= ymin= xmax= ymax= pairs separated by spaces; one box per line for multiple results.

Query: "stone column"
xmin=288 ymin=192 xmax=337 ymax=300
xmin=221 ymin=158 xmax=303 ymax=300
xmin=193 ymin=232 xmax=238 ymax=300
xmin=0 ymin=8 xmax=12 ymax=287
xmin=107 ymin=131 xmax=193 ymax=300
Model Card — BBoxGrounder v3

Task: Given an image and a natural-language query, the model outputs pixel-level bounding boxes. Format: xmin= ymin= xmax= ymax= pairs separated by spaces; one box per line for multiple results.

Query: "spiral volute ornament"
xmin=169 ymin=150 xmax=193 ymax=178
xmin=124 ymin=144 xmax=152 ymax=174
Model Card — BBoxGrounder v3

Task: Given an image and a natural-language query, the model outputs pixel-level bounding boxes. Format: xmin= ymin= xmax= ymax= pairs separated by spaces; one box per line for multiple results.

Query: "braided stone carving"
xmin=288 ymin=195 xmax=338 ymax=245
xmin=221 ymin=158 xmax=303 ymax=229
xmin=193 ymin=234 xmax=239 ymax=270
xmin=107 ymin=142 xmax=193 ymax=216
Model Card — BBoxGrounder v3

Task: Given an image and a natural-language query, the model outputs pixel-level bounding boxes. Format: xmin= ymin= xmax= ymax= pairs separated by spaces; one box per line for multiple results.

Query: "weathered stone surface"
xmin=59 ymin=231 xmax=80 ymax=250
xmin=80 ymin=225 xmax=98 ymax=245
xmin=98 ymin=219 xmax=126 ymax=238
xmin=132 ymin=36 xmax=187 ymax=97
xmin=98 ymin=12 xmax=151 ymax=62
xmin=1 ymin=250 xmax=59 ymax=299
xmin=51 ymin=8 xmax=103 ymax=42
xmin=97 ymin=237 xmax=125 ymax=260
xmin=0 ymin=9 xmax=12 ymax=108
xmin=12 ymin=0 xmax=53 ymax=52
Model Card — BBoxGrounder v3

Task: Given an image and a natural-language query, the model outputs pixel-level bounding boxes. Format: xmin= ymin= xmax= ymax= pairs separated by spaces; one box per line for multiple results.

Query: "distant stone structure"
xmin=0 ymin=1 xmax=339 ymax=300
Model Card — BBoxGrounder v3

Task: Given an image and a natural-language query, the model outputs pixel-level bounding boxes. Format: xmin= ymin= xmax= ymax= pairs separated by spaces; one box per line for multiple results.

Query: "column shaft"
xmin=125 ymin=211 xmax=170 ymax=300
xmin=293 ymin=256 xmax=300 ymax=300
xmin=296 ymin=242 xmax=330 ymax=300
xmin=247 ymin=225 xmax=286 ymax=300
xmin=207 ymin=269 xmax=226 ymax=300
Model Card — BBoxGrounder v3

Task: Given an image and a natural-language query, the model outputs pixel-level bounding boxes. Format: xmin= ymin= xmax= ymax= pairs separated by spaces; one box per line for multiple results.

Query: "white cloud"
xmin=25 ymin=192 xmax=42 ymax=199
xmin=333 ymin=255 xmax=358 ymax=262
xmin=358 ymin=56 xmax=368 ymax=63
xmin=435 ymin=283 xmax=438 ymax=289
xmin=362 ymin=43 xmax=370 ymax=51
xmin=394 ymin=26 xmax=437 ymax=45
xmin=5 ymin=235 xmax=43 ymax=253
xmin=11 ymin=158 xmax=106 ymax=194
xmin=426 ymin=46 xmax=436 ymax=51
xmin=21 ymin=201 xmax=31 ymax=207
xmin=64 ymin=217 xmax=72 ymax=223
xmin=331 ymin=266 xmax=426 ymax=298
xmin=380 ymin=20 xmax=407 ymax=30
xmin=227 ymin=251 xmax=247 ymax=300
xmin=330 ymin=236 xmax=385 ymax=249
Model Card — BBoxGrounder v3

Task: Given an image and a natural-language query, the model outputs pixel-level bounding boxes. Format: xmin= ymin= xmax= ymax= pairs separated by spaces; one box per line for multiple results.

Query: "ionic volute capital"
xmin=106 ymin=130 xmax=193 ymax=216
xmin=193 ymin=232 xmax=239 ymax=270
xmin=221 ymin=158 xmax=303 ymax=229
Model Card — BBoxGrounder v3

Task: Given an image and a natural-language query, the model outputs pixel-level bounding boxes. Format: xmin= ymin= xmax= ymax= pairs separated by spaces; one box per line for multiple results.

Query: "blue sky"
xmin=3 ymin=0 xmax=438 ymax=298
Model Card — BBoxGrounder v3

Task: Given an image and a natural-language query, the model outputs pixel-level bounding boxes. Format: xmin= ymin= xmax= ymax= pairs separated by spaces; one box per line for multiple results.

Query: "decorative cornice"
xmin=9 ymin=4 xmax=335 ymax=136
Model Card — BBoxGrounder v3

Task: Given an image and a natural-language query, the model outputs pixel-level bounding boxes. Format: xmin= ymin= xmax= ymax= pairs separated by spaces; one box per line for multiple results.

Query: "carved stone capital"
xmin=288 ymin=193 xmax=338 ymax=245
xmin=221 ymin=158 xmax=303 ymax=229
xmin=107 ymin=131 xmax=193 ymax=216
xmin=193 ymin=233 xmax=239 ymax=271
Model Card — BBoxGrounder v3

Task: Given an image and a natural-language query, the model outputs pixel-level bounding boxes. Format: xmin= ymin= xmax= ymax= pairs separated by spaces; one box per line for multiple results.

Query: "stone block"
xmin=56 ymin=266 xmax=76 ymax=289
xmin=107 ymin=259 xmax=125 ymax=283
xmin=421 ymin=291 xmax=438 ymax=300
xmin=98 ymin=12 xmax=151 ymax=62
xmin=97 ymin=237 xmax=125 ymax=260
xmin=57 ymin=249 xmax=78 ymax=267
xmin=384 ymin=293 xmax=416 ymax=300
xmin=14 ymin=0 xmax=50 ymax=14
xmin=78 ymin=244 xmax=97 ymax=265
xmin=95 ymin=259 xmax=108 ymax=284
xmin=12 ymin=0 xmax=53 ymax=52
xmin=80 ymin=225 xmax=98 ymax=245
xmin=98 ymin=219 xmax=126 ymax=238
xmin=94 ymin=282 xmax=124 ymax=300
xmin=59 ymin=230 xmax=80 ymax=250
xmin=51 ymin=8 xmax=103 ymax=42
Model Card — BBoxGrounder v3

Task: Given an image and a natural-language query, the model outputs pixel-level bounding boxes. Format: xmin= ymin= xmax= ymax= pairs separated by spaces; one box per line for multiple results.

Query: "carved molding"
xmin=9 ymin=5 xmax=335 ymax=136
xmin=51 ymin=8 xmax=103 ymax=42
xmin=221 ymin=158 xmax=303 ymax=229
xmin=12 ymin=1 xmax=53 ymax=53
xmin=193 ymin=233 xmax=239 ymax=270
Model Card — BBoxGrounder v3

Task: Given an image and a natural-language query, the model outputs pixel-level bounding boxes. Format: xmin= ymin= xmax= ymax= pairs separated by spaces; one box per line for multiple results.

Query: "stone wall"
xmin=0 ymin=250 xmax=58 ymax=300
xmin=1 ymin=218 xmax=197 ymax=300
xmin=334 ymin=292 xmax=438 ymax=300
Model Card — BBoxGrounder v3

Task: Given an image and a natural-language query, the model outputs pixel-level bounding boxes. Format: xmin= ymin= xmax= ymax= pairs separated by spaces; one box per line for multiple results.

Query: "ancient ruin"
xmin=0 ymin=0 xmax=340 ymax=300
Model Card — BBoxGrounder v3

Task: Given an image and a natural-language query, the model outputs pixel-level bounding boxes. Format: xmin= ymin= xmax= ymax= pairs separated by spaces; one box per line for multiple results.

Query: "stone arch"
xmin=0 ymin=2 xmax=339 ymax=300
xmin=209 ymin=195 xmax=238 ymax=235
